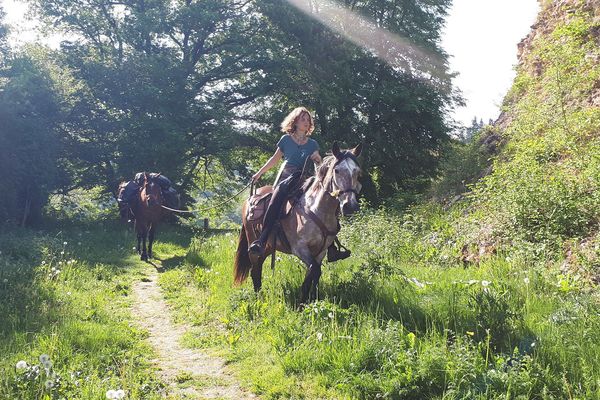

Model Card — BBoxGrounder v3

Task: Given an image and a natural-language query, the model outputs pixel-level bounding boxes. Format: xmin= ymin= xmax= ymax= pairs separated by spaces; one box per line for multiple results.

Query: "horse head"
xmin=142 ymin=172 xmax=163 ymax=207
xmin=329 ymin=141 xmax=363 ymax=216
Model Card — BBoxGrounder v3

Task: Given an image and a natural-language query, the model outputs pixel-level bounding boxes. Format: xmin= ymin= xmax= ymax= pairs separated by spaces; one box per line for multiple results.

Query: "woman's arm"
xmin=311 ymin=150 xmax=322 ymax=164
xmin=252 ymin=148 xmax=283 ymax=182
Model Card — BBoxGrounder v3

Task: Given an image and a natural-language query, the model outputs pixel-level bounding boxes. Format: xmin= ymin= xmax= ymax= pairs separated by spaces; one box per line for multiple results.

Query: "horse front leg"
xmin=140 ymin=229 xmax=148 ymax=261
xmin=148 ymin=224 xmax=155 ymax=259
xmin=300 ymin=257 xmax=320 ymax=304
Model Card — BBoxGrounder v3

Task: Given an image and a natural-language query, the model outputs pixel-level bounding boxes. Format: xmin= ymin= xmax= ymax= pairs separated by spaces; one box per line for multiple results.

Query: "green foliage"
xmin=157 ymin=228 xmax=600 ymax=399
xmin=0 ymin=225 xmax=168 ymax=399
xmin=0 ymin=52 xmax=63 ymax=225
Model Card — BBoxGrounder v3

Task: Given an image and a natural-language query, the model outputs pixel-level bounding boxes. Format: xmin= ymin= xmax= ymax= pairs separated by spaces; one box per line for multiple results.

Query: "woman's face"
xmin=296 ymin=112 xmax=311 ymax=133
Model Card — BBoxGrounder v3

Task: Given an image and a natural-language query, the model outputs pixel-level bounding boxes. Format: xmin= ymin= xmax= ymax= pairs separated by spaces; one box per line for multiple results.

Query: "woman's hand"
xmin=252 ymin=171 xmax=263 ymax=182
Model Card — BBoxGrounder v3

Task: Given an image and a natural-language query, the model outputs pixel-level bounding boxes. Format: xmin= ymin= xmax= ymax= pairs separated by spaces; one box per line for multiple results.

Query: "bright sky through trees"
xmin=442 ymin=0 xmax=540 ymax=125
xmin=1 ymin=0 xmax=539 ymax=126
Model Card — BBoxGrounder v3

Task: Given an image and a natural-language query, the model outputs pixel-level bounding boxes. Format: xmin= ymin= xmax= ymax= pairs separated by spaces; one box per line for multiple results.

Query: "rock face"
xmin=497 ymin=0 xmax=600 ymax=127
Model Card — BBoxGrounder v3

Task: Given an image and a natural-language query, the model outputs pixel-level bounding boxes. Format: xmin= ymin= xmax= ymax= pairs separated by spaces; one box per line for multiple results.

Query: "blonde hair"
xmin=280 ymin=106 xmax=315 ymax=135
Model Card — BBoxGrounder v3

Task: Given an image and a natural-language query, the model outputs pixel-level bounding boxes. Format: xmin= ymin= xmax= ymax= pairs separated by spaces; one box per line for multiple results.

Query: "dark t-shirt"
xmin=277 ymin=134 xmax=319 ymax=168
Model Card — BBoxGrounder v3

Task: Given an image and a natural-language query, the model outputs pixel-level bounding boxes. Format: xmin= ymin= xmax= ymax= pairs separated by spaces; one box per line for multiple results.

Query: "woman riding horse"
xmin=249 ymin=106 xmax=350 ymax=262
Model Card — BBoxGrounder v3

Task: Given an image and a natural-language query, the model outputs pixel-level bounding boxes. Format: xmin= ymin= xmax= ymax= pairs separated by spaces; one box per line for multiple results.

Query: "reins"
xmin=161 ymin=181 xmax=253 ymax=214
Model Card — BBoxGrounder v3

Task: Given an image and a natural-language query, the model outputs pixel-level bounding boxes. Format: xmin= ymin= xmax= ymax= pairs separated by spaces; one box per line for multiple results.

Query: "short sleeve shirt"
xmin=277 ymin=134 xmax=319 ymax=168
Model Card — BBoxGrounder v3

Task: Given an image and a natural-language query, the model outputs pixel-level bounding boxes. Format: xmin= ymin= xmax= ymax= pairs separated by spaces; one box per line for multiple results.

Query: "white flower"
xmin=63 ymin=241 xmax=68 ymax=245
xmin=115 ymin=389 xmax=126 ymax=399
xmin=39 ymin=354 xmax=50 ymax=364
xmin=3 ymin=278 xmax=7 ymax=283
xmin=60 ymin=251 xmax=65 ymax=255
xmin=43 ymin=360 xmax=53 ymax=369
xmin=51 ymin=267 xmax=56 ymax=272
xmin=45 ymin=380 xmax=54 ymax=389
xmin=316 ymin=332 xmax=323 ymax=342
xmin=467 ymin=279 xmax=478 ymax=285
xmin=16 ymin=360 xmax=28 ymax=370
xmin=328 ymin=312 xmax=334 ymax=319
xmin=41 ymin=261 xmax=46 ymax=265
xmin=67 ymin=292 xmax=72 ymax=296
xmin=481 ymin=280 xmax=491 ymax=287
xmin=106 ymin=390 xmax=117 ymax=399
xmin=524 ymin=277 xmax=530 ymax=285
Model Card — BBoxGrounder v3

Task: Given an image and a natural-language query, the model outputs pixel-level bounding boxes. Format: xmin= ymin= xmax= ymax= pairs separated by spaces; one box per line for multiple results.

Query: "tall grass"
xmin=0 ymin=223 xmax=189 ymax=399
xmin=158 ymin=211 xmax=600 ymax=399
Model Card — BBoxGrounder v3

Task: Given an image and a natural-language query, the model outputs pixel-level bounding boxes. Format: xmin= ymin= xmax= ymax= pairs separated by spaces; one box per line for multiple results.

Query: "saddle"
xmin=246 ymin=185 xmax=296 ymax=222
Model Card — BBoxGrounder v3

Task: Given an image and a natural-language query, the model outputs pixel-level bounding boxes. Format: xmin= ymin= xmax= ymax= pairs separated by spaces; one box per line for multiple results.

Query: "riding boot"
xmin=249 ymin=171 xmax=301 ymax=255
xmin=327 ymin=240 xmax=351 ymax=262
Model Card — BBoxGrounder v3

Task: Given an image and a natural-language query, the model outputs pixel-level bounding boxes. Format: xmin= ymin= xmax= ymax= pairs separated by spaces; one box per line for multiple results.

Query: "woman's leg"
xmin=249 ymin=171 xmax=301 ymax=255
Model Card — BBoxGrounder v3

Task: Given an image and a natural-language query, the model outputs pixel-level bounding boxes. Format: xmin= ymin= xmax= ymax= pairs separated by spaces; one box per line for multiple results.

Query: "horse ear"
xmin=332 ymin=141 xmax=341 ymax=159
xmin=352 ymin=143 xmax=363 ymax=157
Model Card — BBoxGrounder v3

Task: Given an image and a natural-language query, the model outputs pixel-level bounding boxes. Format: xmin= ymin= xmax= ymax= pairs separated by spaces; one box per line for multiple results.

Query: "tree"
xmin=249 ymin=0 xmax=460 ymax=200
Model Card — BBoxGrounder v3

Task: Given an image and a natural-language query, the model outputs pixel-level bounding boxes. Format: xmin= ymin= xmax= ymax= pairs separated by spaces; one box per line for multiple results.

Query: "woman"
xmin=249 ymin=107 xmax=351 ymax=262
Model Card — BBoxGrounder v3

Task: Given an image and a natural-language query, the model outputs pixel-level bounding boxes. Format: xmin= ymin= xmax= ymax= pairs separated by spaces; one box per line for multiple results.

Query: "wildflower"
xmin=63 ymin=241 xmax=68 ymax=245
xmin=60 ymin=251 xmax=65 ymax=255
xmin=67 ymin=292 xmax=72 ymax=296
xmin=328 ymin=312 xmax=334 ymax=319
xmin=52 ymin=267 xmax=57 ymax=272
xmin=466 ymin=331 xmax=475 ymax=336
xmin=41 ymin=261 xmax=46 ymax=265
xmin=524 ymin=277 xmax=530 ymax=285
xmin=45 ymin=380 xmax=54 ymax=389
xmin=116 ymin=389 xmax=126 ymax=399
xmin=481 ymin=280 xmax=491 ymax=287
xmin=316 ymin=332 xmax=323 ymax=342
xmin=16 ymin=360 xmax=28 ymax=370
xmin=106 ymin=390 xmax=117 ymax=399
xmin=3 ymin=278 xmax=7 ymax=283
xmin=39 ymin=354 xmax=50 ymax=364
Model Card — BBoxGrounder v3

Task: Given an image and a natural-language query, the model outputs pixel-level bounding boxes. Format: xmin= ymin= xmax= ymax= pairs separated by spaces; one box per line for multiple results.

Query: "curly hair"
xmin=280 ymin=106 xmax=315 ymax=135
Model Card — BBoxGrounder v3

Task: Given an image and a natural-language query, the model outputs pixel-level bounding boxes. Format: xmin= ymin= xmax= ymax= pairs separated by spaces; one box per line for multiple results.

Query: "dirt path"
xmin=132 ymin=267 xmax=256 ymax=399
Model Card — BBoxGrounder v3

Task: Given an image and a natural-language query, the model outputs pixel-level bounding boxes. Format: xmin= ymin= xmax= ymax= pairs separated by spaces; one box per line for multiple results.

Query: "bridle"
xmin=326 ymin=151 xmax=361 ymax=199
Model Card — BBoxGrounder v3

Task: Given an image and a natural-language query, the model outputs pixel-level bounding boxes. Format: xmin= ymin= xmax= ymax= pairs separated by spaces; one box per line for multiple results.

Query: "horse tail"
xmin=234 ymin=224 xmax=252 ymax=286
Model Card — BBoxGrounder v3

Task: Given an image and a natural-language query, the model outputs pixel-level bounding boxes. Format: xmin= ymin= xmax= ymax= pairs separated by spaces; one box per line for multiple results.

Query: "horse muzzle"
xmin=342 ymin=200 xmax=360 ymax=216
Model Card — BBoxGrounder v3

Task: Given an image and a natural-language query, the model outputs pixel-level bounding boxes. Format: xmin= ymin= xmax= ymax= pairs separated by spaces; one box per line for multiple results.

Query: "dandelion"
xmin=316 ymin=332 xmax=323 ymax=342
xmin=466 ymin=331 xmax=475 ymax=337
xmin=106 ymin=390 xmax=117 ymax=399
xmin=481 ymin=280 xmax=491 ymax=287
xmin=41 ymin=261 xmax=46 ymax=265
xmin=3 ymin=278 xmax=7 ymax=283
xmin=16 ymin=360 xmax=28 ymax=370
xmin=524 ymin=277 xmax=530 ymax=285
xmin=39 ymin=354 xmax=50 ymax=364
xmin=58 ymin=261 xmax=63 ymax=265
xmin=45 ymin=380 xmax=54 ymax=389
xmin=51 ymin=267 xmax=57 ymax=272
xmin=63 ymin=241 xmax=68 ymax=245
xmin=116 ymin=389 xmax=126 ymax=399
xmin=60 ymin=251 xmax=65 ymax=255
xmin=67 ymin=292 xmax=72 ymax=296
xmin=328 ymin=312 xmax=334 ymax=319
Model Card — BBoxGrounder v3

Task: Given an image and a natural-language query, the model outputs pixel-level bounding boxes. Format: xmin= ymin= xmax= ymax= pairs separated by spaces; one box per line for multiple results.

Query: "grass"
xmin=156 ymin=216 xmax=600 ymax=399
xmin=0 ymin=221 xmax=192 ymax=399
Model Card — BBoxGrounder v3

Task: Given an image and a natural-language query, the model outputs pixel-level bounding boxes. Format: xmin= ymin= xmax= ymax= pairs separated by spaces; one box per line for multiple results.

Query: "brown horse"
xmin=132 ymin=173 xmax=164 ymax=261
xmin=234 ymin=142 xmax=363 ymax=303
